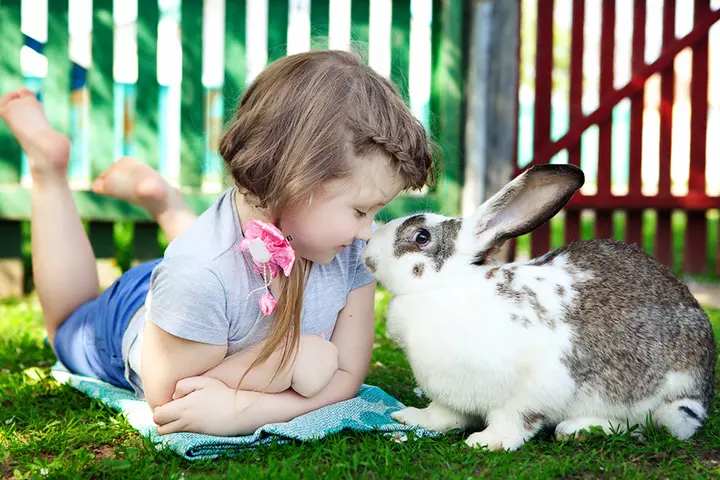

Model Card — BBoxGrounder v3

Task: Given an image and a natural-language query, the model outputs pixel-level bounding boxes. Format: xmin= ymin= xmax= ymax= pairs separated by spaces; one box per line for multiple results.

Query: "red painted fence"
xmin=515 ymin=0 xmax=720 ymax=275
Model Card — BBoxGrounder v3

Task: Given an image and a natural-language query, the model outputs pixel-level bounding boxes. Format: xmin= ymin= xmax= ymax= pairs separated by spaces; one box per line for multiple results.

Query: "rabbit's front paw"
xmin=464 ymin=428 xmax=527 ymax=451
xmin=391 ymin=403 xmax=470 ymax=432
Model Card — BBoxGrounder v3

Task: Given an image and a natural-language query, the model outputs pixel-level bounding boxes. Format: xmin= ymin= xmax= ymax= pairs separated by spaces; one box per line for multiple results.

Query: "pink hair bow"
xmin=238 ymin=219 xmax=295 ymax=316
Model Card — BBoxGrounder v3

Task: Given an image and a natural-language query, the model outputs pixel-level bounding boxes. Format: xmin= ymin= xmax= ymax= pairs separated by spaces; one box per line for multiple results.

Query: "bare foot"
xmin=0 ymin=88 xmax=71 ymax=181
xmin=92 ymin=157 xmax=197 ymax=239
xmin=92 ymin=157 xmax=171 ymax=217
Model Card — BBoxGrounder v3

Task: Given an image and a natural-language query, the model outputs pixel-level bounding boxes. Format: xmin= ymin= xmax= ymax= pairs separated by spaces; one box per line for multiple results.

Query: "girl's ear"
xmin=461 ymin=164 xmax=584 ymax=263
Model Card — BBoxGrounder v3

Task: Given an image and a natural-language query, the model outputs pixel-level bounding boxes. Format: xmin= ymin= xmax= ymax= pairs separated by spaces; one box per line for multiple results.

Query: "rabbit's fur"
xmin=362 ymin=164 xmax=716 ymax=450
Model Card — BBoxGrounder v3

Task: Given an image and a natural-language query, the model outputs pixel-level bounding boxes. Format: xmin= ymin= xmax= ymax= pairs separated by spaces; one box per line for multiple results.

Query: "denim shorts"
xmin=53 ymin=259 xmax=162 ymax=389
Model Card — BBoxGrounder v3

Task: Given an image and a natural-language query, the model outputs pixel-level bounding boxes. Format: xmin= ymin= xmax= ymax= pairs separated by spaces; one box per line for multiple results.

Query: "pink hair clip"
xmin=238 ymin=219 xmax=295 ymax=316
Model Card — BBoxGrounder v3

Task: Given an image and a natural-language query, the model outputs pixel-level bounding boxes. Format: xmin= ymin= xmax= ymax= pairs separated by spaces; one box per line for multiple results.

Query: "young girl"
xmin=0 ymin=50 xmax=435 ymax=437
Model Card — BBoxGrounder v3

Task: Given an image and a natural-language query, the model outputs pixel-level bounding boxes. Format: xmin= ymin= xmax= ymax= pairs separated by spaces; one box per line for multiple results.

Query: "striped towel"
xmin=50 ymin=363 xmax=439 ymax=460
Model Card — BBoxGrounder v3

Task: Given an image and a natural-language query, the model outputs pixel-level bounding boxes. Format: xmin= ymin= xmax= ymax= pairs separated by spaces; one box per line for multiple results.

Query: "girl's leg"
xmin=91 ymin=157 xmax=198 ymax=243
xmin=0 ymin=89 xmax=98 ymax=345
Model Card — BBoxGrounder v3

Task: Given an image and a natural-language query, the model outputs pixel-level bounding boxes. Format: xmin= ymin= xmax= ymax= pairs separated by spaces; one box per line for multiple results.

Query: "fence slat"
xmin=135 ymin=0 xmax=159 ymax=171
xmin=84 ymin=0 xmax=119 ymax=286
xmin=685 ymin=212 xmax=707 ymax=272
xmin=391 ymin=0 xmax=411 ymax=102
xmin=222 ymin=0 xmax=245 ymax=189
xmin=685 ymin=0 xmax=711 ymax=274
xmin=268 ymin=0 xmax=290 ymax=62
xmin=625 ymin=0 xmax=646 ymax=248
xmin=430 ymin=0 xmax=465 ymax=217
xmin=179 ymin=0 xmax=205 ymax=191
xmin=654 ymin=0 xmax=677 ymax=267
xmin=628 ymin=0 xmax=645 ymax=195
xmin=564 ymin=0 xmax=585 ymax=246
xmin=46 ymin=0 xmax=70 ymax=140
xmin=530 ymin=0 xmax=553 ymax=256
xmin=689 ymin=0 xmax=710 ymax=196
xmin=658 ymin=0 xmax=675 ymax=199
xmin=0 ymin=0 xmax=23 ymax=185
xmin=351 ymin=0 xmax=370 ymax=52
xmin=90 ymin=0 xmax=114 ymax=180
xmin=310 ymin=0 xmax=330 ymax=49
xmin=594 ymin=0 xmax=615 ymax=240
xmin=223 ymin=0 xmax=247 ymax=126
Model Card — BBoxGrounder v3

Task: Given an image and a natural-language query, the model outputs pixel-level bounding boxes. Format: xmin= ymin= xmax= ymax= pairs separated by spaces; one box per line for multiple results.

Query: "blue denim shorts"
xmin=53 ymin=259 xmax=162 ymax=389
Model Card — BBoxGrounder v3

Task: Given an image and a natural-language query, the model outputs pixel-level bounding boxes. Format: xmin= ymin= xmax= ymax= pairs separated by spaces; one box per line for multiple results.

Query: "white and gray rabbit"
xmin=362 ymin=163 xmax=716 ymax=451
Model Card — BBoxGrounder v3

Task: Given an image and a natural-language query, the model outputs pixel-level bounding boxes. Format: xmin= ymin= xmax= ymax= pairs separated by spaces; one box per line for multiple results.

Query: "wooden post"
xmin=462 ymin=0 xmax=519 ymax=216
xmin=462 ymin=0 xmax=519 ymax=259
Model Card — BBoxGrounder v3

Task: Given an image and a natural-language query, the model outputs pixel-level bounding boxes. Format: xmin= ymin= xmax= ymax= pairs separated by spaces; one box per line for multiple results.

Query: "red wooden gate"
xmin=515 ymin=0 xmax=720 ymax=275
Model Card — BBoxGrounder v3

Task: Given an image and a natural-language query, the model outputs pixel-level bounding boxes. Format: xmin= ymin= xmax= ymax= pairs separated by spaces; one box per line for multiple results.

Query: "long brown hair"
xmin=218 ymin=49 xmax=437 ymax=391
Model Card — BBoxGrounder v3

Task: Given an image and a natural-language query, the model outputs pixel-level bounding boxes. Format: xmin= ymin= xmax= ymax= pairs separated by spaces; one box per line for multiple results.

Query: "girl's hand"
xmin=152 ymin=376 xmax=260 ymax=436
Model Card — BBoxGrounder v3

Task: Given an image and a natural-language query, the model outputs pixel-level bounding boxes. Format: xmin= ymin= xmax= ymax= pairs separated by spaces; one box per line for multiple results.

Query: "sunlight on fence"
xmin=10 ymin=0 xmax=434 ymax=195
xmin=518 ymin=0 xmax=720 ymax=198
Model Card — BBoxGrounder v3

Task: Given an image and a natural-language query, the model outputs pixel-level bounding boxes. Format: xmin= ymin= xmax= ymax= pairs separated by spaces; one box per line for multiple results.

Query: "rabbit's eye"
xmin=412 ymin=228 xmax=431 ymax=246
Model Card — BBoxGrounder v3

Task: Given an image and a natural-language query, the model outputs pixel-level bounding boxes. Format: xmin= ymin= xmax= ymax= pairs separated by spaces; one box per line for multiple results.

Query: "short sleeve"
xmin=350 ymin=239 xmax=376 ymax=291
xmin=147 ymin=256 xmax=229 ymax=345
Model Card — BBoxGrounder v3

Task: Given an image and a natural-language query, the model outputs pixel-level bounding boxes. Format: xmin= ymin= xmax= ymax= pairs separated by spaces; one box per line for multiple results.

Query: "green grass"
xmin=2 ymin=292 xmax=720 ymax=479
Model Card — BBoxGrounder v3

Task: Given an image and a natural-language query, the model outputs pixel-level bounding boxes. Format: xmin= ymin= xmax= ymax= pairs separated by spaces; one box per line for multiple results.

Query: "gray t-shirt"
xmin=121 ymin=187 xmax=375 ymax=398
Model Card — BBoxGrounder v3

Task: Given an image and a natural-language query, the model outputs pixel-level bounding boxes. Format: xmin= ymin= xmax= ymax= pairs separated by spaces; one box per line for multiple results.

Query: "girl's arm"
xmin=141 ymin=320 xmax=227 ymax=410
xmin=139 ymin=257 xmax=231 ymax=410
xmin=203 ymin=333 xmax=339 ymax=397
xmin=150 ymin=281 xmax=376 ymax=436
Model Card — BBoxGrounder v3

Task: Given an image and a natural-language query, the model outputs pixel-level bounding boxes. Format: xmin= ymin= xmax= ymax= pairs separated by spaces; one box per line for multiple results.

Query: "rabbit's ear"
xmin=463 ymin=164 xmax=584 ymax=264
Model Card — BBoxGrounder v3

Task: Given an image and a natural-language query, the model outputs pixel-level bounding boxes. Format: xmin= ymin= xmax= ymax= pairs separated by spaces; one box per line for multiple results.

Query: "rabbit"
xmin=362 ymin=163 xmax=717 ymax=451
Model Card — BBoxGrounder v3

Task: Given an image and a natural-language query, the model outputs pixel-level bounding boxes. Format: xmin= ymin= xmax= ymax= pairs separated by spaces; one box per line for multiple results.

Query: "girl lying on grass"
xmin=0 ymin=49 xmax=435 ymax=436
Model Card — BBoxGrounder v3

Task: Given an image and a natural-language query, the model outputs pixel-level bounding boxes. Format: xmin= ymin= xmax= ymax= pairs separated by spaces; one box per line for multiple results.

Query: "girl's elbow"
xmin=338 ymin=371 xmax=364 ymax=401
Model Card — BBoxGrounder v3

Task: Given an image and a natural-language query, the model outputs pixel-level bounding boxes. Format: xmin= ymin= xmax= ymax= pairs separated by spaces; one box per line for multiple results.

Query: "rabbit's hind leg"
xmin=652 ymin=398 xmax=707 ymax=440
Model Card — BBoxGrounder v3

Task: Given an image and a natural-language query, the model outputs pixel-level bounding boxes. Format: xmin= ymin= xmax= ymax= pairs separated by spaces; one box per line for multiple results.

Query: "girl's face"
xmin=279 ymin=153 xmax=404 ymax=265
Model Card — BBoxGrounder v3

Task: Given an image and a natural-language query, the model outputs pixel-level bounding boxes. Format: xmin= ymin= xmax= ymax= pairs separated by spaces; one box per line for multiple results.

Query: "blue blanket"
xmin=50 ymin=364 xmax=438 ymax=460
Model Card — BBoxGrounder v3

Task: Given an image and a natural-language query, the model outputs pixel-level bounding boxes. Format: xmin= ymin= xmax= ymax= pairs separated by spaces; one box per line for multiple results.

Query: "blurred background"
xmin=0 ymin=0 xmax=718 ymax=299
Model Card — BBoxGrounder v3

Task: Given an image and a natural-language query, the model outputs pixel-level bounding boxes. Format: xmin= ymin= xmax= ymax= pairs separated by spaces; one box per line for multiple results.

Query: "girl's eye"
xmin=355 ymin=209 xmax=368 ymax=218
xmin=412 ymin=228 xmax=431 ymax=245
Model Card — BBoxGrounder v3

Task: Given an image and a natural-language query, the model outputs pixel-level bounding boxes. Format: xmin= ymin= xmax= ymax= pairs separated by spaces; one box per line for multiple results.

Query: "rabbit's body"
xmin=364 ymin=165 xmax=716 ymax=450
xmin=383 ymin=238 xmax=714 ymax=449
